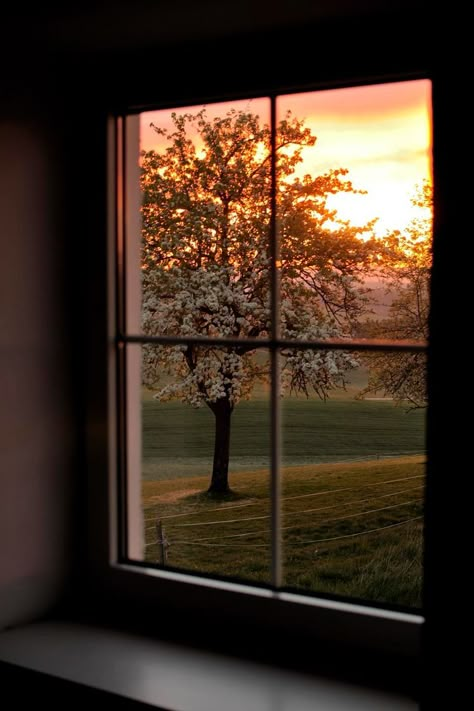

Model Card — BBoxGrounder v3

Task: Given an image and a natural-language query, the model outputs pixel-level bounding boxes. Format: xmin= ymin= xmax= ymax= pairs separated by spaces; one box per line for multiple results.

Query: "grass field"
xmin=142 ymin=380 xmax=426 ymax=480
xmin=140 ymin=373 xmax=426 ymax=610
xmin=142 ymin=456 xmax=424 ymax=609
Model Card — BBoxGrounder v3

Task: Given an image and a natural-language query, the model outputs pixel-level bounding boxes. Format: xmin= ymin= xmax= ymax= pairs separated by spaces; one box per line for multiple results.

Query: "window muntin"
xmin=118 ymin=79 xmax=432 ymax=613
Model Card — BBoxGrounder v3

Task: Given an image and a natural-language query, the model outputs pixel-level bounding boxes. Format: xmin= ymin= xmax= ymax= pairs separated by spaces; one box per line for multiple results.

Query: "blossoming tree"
xmin=358 ymin=181 xmax=432 ymax=409
xmin=141 ymin=108 xmax=380 ymax=493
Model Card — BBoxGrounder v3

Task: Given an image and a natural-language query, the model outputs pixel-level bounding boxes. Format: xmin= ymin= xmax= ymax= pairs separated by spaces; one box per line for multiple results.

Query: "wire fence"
xmin=144 ymin=483 xmax=423 ymax=535
xmin=144 ymin=474 xmax=425 ymax=559
xmin=142 ymin=449 xmax=426 ymax=522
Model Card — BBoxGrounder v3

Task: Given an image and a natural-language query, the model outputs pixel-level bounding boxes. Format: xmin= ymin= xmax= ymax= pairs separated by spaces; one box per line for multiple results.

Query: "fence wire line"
xmin=143 ymin=484 xmax=424 ymax=535
xmin=166 ymin=516 xmax=423 ymax=548
xmin=143 ymin=499 xmax=257 ymax=524
xmin=179 ymin=498 xmax=423 ymax=544
xmin=145 ymin=503 xmax=423 ymax=549
xmin=157 ymin=475 xmax=424 ymax=529
xmin=177 ymin=492 xmax=424 ymax=542
xmin=282 ymin=474 xmax=424 ymax=502
xmin=142 ymin=451 xmax=426 ymax=519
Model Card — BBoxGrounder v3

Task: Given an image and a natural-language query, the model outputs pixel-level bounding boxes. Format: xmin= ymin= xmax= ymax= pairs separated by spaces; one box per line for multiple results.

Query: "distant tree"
xmin=141 ymin=108 xmax=380 ymax=493
xmin=358 ymin=181 xmax=432 ymax=409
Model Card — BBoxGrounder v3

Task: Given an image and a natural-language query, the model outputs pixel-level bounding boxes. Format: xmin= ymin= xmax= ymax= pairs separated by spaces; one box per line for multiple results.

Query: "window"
xmin=107 ymin=75 xmax=432 ymax=665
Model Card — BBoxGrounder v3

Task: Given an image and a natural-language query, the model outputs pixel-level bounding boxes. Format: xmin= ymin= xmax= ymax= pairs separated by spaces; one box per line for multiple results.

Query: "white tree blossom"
xmin=140 ymin=108 xmax=381 ymax=491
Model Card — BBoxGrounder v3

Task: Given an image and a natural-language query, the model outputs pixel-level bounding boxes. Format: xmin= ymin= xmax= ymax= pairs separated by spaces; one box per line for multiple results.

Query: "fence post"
xmin=156 ymin=519 xmax=168 ymax=565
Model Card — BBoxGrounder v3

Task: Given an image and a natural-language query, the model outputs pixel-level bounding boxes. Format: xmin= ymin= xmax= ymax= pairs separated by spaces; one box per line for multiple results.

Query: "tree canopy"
xmin=140 ymin=107 xmax=386 ymax=491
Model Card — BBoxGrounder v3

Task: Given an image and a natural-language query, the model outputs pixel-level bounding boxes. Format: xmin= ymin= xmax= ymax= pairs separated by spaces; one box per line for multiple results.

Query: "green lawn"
xmin=142 ymin=389 xmax=426 ymax=480
xmin=140 ymin=371 xmax=426 ymax=610
xmin=142 ymin=456 xmax=425 ymax=610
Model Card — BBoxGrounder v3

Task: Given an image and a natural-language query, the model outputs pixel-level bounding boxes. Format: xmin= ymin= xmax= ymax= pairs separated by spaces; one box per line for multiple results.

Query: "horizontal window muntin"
xmin=120 ymin=334 xmax=427 ymax=350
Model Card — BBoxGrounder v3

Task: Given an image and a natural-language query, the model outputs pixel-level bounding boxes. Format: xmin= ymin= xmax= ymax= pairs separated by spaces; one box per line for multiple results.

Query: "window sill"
xmin=0 ymin=620 xmax=417 ymax=710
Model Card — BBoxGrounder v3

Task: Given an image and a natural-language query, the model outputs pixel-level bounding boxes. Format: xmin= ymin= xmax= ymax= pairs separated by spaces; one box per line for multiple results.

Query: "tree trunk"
xmin=208 ymin=399 xmax=233 ymax=493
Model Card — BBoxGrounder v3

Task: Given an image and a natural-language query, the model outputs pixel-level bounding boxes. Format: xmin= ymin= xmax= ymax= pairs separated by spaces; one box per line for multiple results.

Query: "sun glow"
xmin=278 ymin=80 xmax=432 ymax=237
xmin=140 ymin=80 xmax=432 ymax=239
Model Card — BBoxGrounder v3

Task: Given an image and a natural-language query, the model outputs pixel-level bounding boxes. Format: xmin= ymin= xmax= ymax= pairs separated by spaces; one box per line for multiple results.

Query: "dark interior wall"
xmin=0 ymin=75 xmax=79 ymax=628
xmin=0 ymin=36 xmax=116 ymax=625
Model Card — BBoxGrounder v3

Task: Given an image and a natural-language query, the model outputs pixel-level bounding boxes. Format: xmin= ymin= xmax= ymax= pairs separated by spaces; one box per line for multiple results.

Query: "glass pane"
xmin=276 ymin=80 xmax=432 ymax=345
xmin=137 ymin=98 xmax=271 ymax=339
xmin=132 ymin=344 xmax=271 ymax=585
xmin=280 ymin=348 xmax=426 ymax=610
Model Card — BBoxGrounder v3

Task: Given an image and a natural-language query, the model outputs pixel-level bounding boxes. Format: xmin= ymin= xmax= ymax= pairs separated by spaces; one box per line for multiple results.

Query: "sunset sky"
xmin=139 ymin=79 xmax=432 ymax=237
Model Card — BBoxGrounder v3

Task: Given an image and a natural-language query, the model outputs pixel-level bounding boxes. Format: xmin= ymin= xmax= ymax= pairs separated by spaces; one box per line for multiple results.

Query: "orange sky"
xmin=140 ymin=79 xmax=432 ymax=237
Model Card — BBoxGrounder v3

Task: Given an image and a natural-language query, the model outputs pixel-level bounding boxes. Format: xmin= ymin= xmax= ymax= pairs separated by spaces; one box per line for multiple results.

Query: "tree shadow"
xmin=183 ymin=488 xmax=249 ymax=504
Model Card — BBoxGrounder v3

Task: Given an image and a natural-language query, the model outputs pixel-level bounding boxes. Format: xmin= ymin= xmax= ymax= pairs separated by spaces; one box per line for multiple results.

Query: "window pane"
xmin=280 ymin=349 xmax=426 ymax=609
xmin=137 ymin=98 xmax=271 ymax=340
xmin=276 ymin=80 xmax=432 ymax=345
xmin=121 ymin=81 xmax=431 ymax=611
xmin=133 ymin=344 xmax=271 ymax=585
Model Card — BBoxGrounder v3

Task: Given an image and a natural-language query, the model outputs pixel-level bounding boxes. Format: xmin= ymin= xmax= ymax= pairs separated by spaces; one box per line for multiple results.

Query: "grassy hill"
xmin=140 ymin=363 xmax=426 ymax=610
xmin=142 ymin=455 xmax=425 ymax=610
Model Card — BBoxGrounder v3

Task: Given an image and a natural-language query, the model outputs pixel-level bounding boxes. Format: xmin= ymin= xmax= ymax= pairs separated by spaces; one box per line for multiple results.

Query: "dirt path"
xmin=148 ymin=488 xmax=202 ymax=503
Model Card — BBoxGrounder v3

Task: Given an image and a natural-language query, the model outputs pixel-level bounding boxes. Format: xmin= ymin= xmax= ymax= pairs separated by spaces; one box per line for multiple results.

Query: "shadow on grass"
xmin=183 ymin=488 xmax=249 ymax=504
